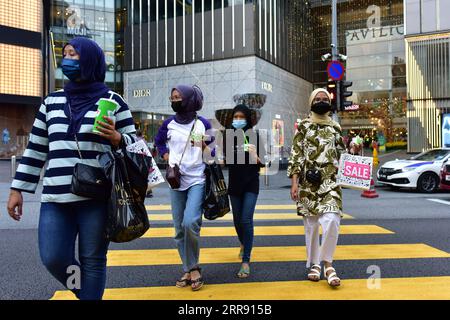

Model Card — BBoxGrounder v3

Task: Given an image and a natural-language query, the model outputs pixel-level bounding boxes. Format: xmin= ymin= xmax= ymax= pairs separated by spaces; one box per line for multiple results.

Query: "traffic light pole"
xmin=331 ymin=0 xmax=340 ymax=123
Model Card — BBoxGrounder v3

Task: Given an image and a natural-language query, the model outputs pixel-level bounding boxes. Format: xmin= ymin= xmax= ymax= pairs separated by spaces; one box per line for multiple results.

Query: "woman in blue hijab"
xmin=7 ymin=37 xmax=137 ymax=300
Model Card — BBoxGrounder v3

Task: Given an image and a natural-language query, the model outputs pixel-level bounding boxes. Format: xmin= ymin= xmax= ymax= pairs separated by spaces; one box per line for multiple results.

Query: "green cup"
xmin=92 ymin=98 xmax=119 ymax=134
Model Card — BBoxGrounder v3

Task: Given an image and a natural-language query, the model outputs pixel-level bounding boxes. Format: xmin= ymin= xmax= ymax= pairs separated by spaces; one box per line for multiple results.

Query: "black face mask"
xmin=311 ymin=101 xmax=332 ymax=115
xmin=171 ymin=101 xmax=183 ymax=113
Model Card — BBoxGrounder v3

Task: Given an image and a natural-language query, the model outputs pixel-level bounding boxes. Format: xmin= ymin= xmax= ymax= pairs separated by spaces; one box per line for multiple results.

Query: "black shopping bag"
xmin=203 ymin=162 xmax=230 ymax=220
xmin=98 ymin=149 xmax=151 ymax=243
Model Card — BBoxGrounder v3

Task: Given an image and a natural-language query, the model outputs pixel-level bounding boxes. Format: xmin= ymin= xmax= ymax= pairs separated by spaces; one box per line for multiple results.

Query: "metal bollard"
xmin=264 ymin=162 xmax=269 ymax=186
xmin=11 ymin=155 xmax=16 ymax=178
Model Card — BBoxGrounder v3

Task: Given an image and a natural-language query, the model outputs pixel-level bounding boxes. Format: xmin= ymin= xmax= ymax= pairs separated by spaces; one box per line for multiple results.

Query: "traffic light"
xmin=326 ymin=80 xmax=337 ymax=111
xmin=339 ymin=80 xmax=353 ymax=111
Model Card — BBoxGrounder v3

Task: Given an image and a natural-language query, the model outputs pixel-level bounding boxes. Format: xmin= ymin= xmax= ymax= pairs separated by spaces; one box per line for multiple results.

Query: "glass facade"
xmin=125 ymin=0 xmax=255 ymax=70
xmin=255 ymin=0 xmax=313 ymax=81
xmin=405 ymin=0 xmax=450 ymax=152
xmin=405 ymin=0 xmax=450 ymax=35
xmin=311 ymin=0 xmax=406 ymax=149
xmin=124 ymin=0 xmax=313 ymax=82
xmin=49 ymin=0 xmax=123 ymax=92
xmin=123 ymin=1 xmax=314 ymax=158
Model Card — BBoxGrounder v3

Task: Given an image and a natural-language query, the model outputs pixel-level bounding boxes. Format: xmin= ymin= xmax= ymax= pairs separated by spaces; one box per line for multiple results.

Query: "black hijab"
xmin=230 ymin=104 xmax=253 ymax=131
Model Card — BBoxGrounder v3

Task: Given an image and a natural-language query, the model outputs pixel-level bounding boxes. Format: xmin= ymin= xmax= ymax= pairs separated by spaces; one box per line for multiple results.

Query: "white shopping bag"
xmin=336 ymin=153 xmax=373 ymax=191
xmin=147 ymin=157 xmax=165 ymax=189
xmin=126 ymin=139 xmax=165 ymax=190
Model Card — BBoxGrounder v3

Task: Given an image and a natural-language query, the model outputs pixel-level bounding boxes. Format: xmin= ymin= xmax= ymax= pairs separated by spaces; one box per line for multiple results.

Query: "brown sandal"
xmin=189 ymin=267 xmax=204 ymax=291
xmin=175 ymin=273 xmax=191 ymax=288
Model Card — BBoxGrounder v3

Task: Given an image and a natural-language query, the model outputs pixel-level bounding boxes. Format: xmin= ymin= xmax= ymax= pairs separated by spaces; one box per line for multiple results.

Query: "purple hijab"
xmin=63 ymin=37 xmax=110 ymax=135
xmin=172 ymin=84 xmax=203 ymax=124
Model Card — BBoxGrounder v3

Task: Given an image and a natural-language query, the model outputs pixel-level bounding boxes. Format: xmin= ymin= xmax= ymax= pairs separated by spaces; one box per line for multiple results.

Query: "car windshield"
xmin=412 ymin=149 xmax=450 ymax=161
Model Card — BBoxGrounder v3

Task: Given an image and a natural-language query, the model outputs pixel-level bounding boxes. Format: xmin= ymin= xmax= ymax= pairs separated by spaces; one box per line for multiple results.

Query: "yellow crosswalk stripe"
xmin=142 ymin=225 xmax=393 ymax=238
xmin=105 ymin=244 xmax=450 ymax=267
xmin=146 ymin=205 xmax=299 ymax=211
xmin=51 ymin=276 xmax=450 ymax=300
xmin=52 ymin=204 xmax=448 ymax=300
xmin=148 ymin=213 xmax=354 ymax=221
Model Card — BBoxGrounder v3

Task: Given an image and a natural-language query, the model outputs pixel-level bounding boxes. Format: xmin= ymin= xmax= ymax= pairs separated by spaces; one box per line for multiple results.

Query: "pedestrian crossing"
xmin=52 ymin=276 xmax=450 ymax=300
xmin=105 ymin=244 xmax=449 ymax=267
xmin=51 ymin=204 xmax=450 ymax=300
xmin=141 ymin=225 xmax=391 ymax=238
xmin=148 ymin=213 xmax=355 ymax=221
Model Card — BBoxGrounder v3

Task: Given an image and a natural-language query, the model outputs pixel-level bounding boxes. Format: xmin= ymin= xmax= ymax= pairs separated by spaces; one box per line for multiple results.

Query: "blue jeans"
xmin=38 ymin=200 xmax=109 ymax=300
xmin=170 ymin=183 xmax=205 ymax=273
xmin=230 ymin=192 xmax=258 ymax=263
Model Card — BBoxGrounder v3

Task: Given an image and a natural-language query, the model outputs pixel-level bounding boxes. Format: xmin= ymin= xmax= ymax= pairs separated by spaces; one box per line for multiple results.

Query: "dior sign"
xmin=261 ymin=81 xmax=273 ymax=93
xmin=133 ymin=89 xmax=151 ymax=98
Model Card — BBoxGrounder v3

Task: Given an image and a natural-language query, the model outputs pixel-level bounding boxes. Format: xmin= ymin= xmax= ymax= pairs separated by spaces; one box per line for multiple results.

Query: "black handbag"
xmin=68 ymin=101 xmax=111 ymax=200
xmin=98 ymin=147 xmax=151 ymax=243
xmin=305 ymin=169 xmax=322 ymax=186
xmin=303 ymin=142 xmax=322 ymax=186
xmin=166 ymin=117 xmax=197 ymax=189
xmin=70 ymin=134 xmax=111 ymax=200
xmin=203 ymin=162 xmax=230 ymax=220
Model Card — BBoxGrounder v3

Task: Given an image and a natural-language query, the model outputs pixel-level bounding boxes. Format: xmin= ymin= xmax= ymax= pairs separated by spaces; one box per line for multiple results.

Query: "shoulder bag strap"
xmin=68 ymin=102 xmax=83 ymax=160
xmin=179 ymin=116 xmax=198 ymax=165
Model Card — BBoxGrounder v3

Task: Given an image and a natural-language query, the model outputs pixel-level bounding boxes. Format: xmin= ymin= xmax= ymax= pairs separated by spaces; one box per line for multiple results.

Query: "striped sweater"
xmin=10 ymin=89 xmax=137 ymax=203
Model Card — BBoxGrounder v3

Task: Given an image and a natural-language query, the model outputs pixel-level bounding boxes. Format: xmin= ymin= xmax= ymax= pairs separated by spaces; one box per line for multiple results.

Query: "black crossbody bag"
xmin=70 ymin=135 xmax=112 ymax=200
xmin=68 ymin=104 xmax=112 ymax=200
xmin=304 ymin=140 xmax=322 ymax=186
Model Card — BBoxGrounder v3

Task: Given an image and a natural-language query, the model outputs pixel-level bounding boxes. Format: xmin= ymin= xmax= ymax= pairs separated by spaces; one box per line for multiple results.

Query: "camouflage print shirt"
xmin=287 ymin=118 xmax=346 ymax=217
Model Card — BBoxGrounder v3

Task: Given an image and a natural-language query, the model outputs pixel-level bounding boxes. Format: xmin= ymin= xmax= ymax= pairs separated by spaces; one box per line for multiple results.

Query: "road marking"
xmin=142 ymin=225 xmax=393 ymax=238
xmin=51 ymin=276 xmax=450 ymax=300
xmin=148 ymin=213 xmax=354 ymax=221
xmin=105 ymin=244 xmax=450 ymax=267
xmin=427 ymin=199 xmax=450 ymax=206
xmin=146 ymin=204 xmax=299 ymax=211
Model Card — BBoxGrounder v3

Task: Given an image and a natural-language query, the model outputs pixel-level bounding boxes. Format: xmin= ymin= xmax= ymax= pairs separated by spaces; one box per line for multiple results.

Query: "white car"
xmin=377 ymin=148 xmax=450 ymax=193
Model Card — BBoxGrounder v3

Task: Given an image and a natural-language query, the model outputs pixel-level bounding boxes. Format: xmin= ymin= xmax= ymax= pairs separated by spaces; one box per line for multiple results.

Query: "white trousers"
xmin=303 ymin=212 xmax=341 ymax=268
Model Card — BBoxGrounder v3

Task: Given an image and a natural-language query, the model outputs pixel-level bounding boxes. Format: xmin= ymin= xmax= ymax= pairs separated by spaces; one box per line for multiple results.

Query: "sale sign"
xmin=343 ymin=161 xmax=371 ymax=179
xmin=337 ymin=154 xmax=373 ymax=191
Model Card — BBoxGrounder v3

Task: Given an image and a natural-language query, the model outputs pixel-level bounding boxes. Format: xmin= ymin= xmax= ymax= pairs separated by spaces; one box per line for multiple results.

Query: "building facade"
xmin=0 ymin=1 xmax=44 ymax=158
xmin=311 ymin=0 xmax=407 ymax=150
xmin=405 ymin=0 xmax=450 ymax=152
xmin=6 ymin=1 xmax=443 ymax=158
xmin=48 ymin=0 xmax=125 ymax=93
xmin=123 ymin=0 xmax=314 ymax=158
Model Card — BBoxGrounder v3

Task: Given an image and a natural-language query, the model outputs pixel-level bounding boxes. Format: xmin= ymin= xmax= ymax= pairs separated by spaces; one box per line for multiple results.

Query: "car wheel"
xmin=417 ymin=172 xmax=440 ymax=193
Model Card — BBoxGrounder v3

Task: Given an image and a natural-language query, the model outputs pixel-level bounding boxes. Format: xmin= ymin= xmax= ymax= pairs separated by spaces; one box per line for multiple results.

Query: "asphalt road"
xmin=1 ymin=150 xmax=450 ymax=300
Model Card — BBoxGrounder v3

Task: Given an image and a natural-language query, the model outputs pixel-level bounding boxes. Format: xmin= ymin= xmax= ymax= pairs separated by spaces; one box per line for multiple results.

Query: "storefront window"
xmin=50 ymin=0 xmax=122 ymax=92
xmin=312 ymin=1 xmax=406 ymax=147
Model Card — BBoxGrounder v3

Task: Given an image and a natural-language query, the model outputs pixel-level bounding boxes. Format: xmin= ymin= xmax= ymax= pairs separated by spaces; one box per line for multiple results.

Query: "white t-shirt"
xmin=156 ymin=116 xmax=211 ymax=191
